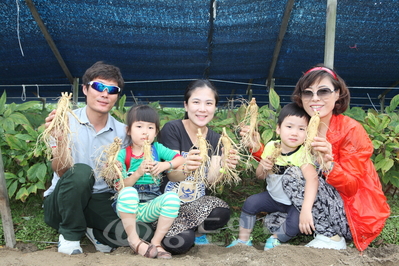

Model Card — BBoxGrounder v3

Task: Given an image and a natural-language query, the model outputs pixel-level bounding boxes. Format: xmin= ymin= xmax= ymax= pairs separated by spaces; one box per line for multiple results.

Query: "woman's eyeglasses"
xmin=301 ymin=88 xmax=336 ymax=100
xmin=87 ymin=81 xmax=121 ymax=95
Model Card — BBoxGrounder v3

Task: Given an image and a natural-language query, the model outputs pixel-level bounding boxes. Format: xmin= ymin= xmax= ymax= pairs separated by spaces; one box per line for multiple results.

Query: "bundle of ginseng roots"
xmin=99 ymin=137 xmax=123 ymax=191
xmin=36 ymin=92 xmax=80 ymax=171
xmin=304 ymin=110 xmax=328 ymax=172
xmin=209 ymin=127 xmax=241 ymax=191
xmin=191 ymin=128 xmax=211 ymax=185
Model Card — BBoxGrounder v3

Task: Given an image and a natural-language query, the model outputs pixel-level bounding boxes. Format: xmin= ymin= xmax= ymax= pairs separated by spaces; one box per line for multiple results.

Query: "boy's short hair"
xmin=277 ymin=102 xmax=311 ymax=126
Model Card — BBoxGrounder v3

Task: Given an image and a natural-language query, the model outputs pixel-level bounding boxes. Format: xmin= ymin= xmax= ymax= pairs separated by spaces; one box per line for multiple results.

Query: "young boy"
xmin=227 ymin=102 xmax=318 ymax=250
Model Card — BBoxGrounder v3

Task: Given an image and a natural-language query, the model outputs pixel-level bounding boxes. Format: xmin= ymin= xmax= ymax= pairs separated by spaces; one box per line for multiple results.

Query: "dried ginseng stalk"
xmin=239 ymin=97 xmax=260 ymax=150
xmin=269 ymin=142 xmax=282 ymax=174
xmin=36 ymin=92 xmax=81 ymax=171
xmin=304 ymin=110 xmax=326 ymax=171
xmin=192 ymin=128 xmax=210 ymax=184
xmin=143 ymin=134 xmax=158 ymax=182
xmin=210 ymin=127 xmax=241 ymax=190
xmin=100 ymin=137 xmax=123 ymax=190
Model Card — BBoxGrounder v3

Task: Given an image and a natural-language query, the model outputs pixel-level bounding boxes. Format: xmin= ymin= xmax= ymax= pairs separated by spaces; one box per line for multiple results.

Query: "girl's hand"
xmin=299 ymin=210 xmax=315 ymax=235
xmin=184 ymin=149 xmax=202 ymax=172
xmin=150 ymin=161 xmax=169 ymax=176
xmin=137 ymin=159 xmax=153 ymax=176
xmin=311 ymin=136 xmax=334 ymax=163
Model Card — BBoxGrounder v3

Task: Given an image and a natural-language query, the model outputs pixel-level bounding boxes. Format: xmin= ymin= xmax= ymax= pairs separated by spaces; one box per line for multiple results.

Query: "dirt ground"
xmin=1 ymin=241 xmax=399 ymax=266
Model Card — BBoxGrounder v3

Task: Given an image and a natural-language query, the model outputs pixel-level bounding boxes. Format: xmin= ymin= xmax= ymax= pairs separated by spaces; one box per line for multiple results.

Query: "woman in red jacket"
xmin=251 ymin=64 xmax=390 ymax=252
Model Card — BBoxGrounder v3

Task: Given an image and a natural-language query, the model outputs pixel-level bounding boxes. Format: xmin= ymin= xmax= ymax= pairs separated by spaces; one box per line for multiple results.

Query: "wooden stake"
xmin=0 ymin=146 xmax=16 ymax=248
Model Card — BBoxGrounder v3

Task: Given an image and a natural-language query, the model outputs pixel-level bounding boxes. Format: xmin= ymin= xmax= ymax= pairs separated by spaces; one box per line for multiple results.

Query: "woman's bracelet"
xmin=323 ymin=162 xmax=334 ymax=175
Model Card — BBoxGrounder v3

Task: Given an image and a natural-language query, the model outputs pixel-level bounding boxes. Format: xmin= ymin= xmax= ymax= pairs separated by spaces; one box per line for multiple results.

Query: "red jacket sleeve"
xmin=250 ymin=143 xmax=264 ymax=162
xmin=326 ymin=117 xmax=373 ymax=198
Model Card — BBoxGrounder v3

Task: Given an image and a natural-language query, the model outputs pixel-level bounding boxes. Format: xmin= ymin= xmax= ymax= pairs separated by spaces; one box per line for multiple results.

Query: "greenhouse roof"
xmin=1 ymin=0 xmax=398 ymax=109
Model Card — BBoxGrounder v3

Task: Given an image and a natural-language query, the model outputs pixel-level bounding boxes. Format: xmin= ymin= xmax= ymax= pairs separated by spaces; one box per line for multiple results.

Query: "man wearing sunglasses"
xmin=43 ymin=61 xmax=151 ymax=255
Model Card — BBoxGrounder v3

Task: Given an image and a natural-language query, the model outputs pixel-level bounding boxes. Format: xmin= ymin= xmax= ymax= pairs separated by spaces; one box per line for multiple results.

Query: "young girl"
xmin=114 ymin=105 xmax=185 ymax=259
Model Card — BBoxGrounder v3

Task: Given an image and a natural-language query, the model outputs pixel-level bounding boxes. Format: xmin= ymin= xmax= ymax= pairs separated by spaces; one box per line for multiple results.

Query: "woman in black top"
xmin=158 ymin=79 xmax=239 ymax=254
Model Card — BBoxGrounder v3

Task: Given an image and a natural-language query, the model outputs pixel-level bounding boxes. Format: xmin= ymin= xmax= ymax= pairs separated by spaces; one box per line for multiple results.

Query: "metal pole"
xmin=324 ymin=0 xmax=337 ymax=68
xmin=72 ymin=78 xmax=79 ymax=109
xmin=267 ymin=0 xmax=295 ymax=88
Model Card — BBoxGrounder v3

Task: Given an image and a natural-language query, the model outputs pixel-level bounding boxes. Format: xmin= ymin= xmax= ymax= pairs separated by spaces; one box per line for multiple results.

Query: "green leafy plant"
xmin=3 ymin=90 xmax=399 ymax=200
xmin=0 ymin=91 xmax=52 ymax=202
xmin=111 ymin=94 xmax=128 ymax=123
xmin=1 ymin=91 xmax=399 ymax=250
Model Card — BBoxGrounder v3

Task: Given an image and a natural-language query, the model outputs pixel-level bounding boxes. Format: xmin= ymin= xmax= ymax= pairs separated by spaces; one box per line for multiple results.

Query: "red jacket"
xmin=326 ymin=114 xmax=390 ymax=251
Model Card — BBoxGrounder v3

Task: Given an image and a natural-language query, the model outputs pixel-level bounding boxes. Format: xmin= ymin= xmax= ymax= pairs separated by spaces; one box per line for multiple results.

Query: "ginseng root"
xmin=143 ymin=135 xmax=159 ymax=183
xmin=210 ymin=127 xmax=241 ymax=190
xmin=36 ymin=92 xmax=81 ymax=171
xmin=304 ymin=110 xmax=326 ymax=171
xmin=192 ymin=128 xmax=211 ymax=184
xmin=100 ymin=137 xmax=123 ymax=190
xmin=239 ymin=97 xmax=260 ymax=152
xmin=268 ymin=142 xmax=282 ymax=174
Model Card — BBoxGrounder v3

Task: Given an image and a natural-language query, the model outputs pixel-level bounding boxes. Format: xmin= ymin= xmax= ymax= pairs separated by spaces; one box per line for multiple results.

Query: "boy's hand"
xmin=299 ymin=210 xmax=315 ymax=235
xmin=256 ymin=156 xmax=274 ymax=180
xmin=260 ymin=156 xmax=274 ymax=171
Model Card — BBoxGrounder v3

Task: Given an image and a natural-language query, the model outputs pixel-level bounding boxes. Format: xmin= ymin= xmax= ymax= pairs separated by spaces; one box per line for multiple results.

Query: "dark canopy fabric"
xmin=1 ymin=0 xmax=398 ymax=108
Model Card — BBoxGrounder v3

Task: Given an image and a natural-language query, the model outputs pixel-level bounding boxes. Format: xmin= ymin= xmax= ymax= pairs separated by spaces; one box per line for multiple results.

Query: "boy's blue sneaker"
xmin=226 ymin=238 xmax=253 ymax=248
xmin=195 ymin=234 xmax=210 ymax=245
xmin=264 ymin=236 xmax=281 ymax=250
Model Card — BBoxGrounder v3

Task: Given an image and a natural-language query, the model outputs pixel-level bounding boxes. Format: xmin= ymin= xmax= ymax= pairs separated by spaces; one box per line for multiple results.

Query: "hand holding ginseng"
xmin=150 ymin=161 xmax=170 ymax=176
xmin=137 ymin=159 xmax=155 ymax=176
xmin=222 ymin=148 xmax=240 ymax=169
xmin=256 ymin=156 xmax=273 ymax=180
xmin=38 ymin=92 xmax=77 ymax=176
xmin=239 ymin=125 xmax=261 ymax=151
xmin=184 ymin=149 xmax=203 ymax=172
xmin=108 ymin=161 xmax=122 ymax=180
xmin=44 ymin=109 xmax=57 ymax=129
xmin=311 ymin=136 xmax=334 ymax=163
xmin=45 ymin=109 xmax=67 ymax=141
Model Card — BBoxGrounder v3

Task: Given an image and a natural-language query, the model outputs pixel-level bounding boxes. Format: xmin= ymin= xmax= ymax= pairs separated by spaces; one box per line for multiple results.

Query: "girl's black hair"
xmin=277 ymin=102 xmax=311 ymax=126
xmin=125 ymin=105 xmax=160 ymax=146
xmin=183 ymin=79 xmax=219 ymax=119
